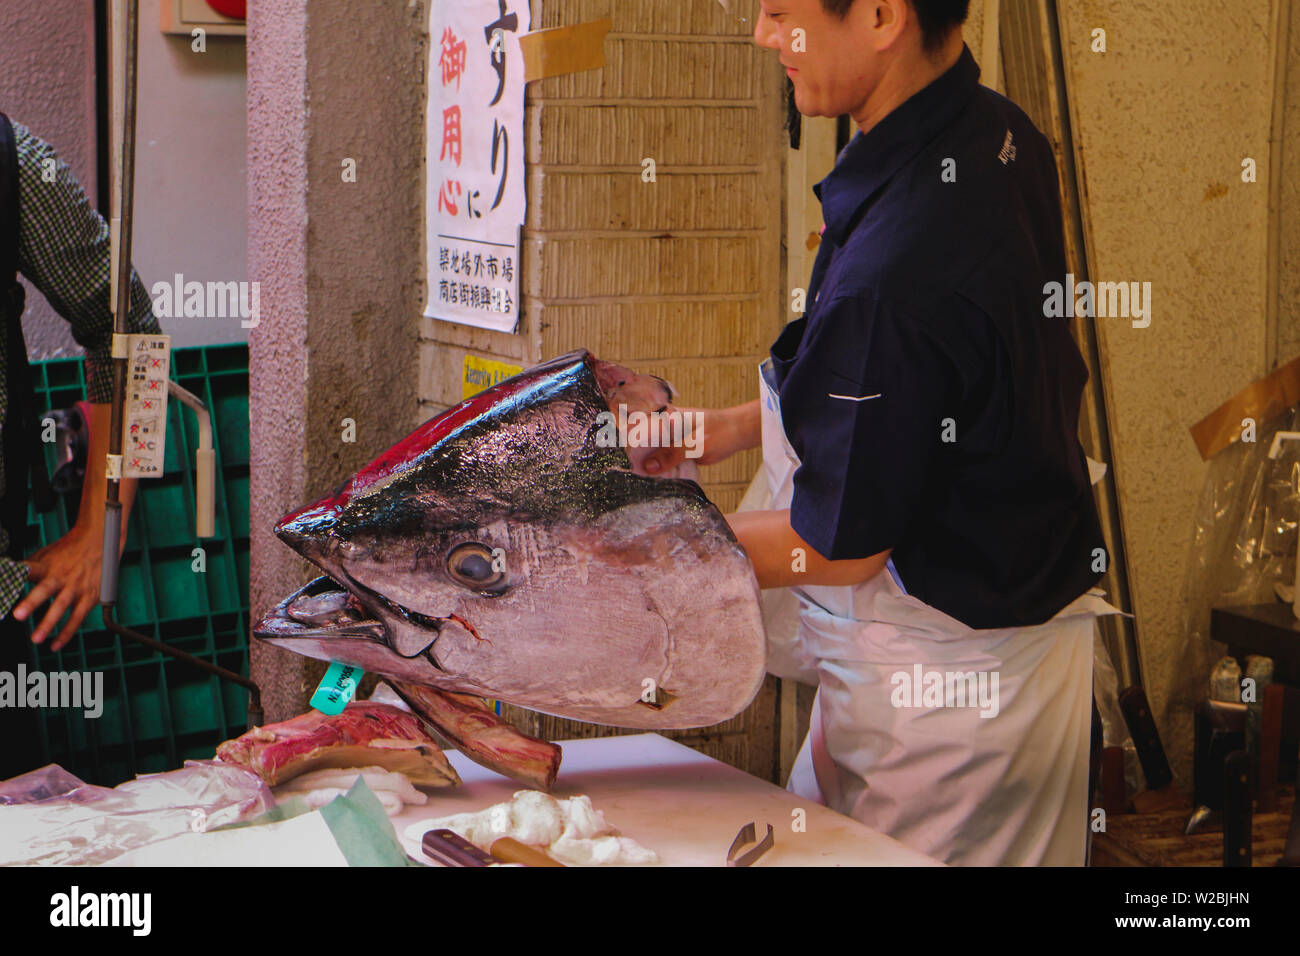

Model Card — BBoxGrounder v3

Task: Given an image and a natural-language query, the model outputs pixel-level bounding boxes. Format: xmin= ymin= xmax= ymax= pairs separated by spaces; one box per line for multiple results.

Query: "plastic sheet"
xmin=1171 ymin=407 xmax=1300 ymax=785
xmin=0 ymin=760 xmax=274 ymax=866
xmin=0 ymin=765 xmax=86 ymax=805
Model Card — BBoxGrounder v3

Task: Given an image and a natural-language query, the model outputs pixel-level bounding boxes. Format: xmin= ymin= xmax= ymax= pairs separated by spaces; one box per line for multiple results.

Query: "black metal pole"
xmin=101 ymin=603 xmax=263 ymax=728
xmin=100 ymin=0 xmax=137 ymax=606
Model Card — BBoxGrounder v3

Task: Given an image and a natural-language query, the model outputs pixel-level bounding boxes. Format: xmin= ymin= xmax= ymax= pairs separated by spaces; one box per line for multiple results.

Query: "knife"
xmin=1186 ymin=699 xmax=1248 ymax=835
xmin=422 ymin=829 xmax=522 ymax=867
xmin=491 ymin=837 xmax=565 ymax=867
xmin=1119 ymin=685 xmax=1173 ymax=791
xmin=1194 ymin=699 xmax=1247 ymax=811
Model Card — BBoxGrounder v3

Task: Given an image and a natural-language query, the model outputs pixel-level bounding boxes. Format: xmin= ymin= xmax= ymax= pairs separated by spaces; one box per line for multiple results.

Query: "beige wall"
xmin=1058 ymin=0 xmax=1277 ymax=786
xmin=1278 ymin=6 xmax=1300 ymax=362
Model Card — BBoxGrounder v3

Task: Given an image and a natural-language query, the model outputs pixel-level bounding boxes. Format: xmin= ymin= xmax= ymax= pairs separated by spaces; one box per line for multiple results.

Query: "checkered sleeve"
xmin=0 ymin=556 xmax=29 ymax=619
xmin=12 ymin=122 xmax=161 ymax=404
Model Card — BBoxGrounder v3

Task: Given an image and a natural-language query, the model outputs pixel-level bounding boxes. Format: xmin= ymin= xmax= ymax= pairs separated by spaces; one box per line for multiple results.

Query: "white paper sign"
xmin=424 ymin=0 xmax=530 ymax=333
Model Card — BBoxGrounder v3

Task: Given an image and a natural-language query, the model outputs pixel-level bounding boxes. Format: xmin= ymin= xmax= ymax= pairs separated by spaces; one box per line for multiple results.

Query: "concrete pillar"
xmin=247 ymin=0 xmax=423 ymax=720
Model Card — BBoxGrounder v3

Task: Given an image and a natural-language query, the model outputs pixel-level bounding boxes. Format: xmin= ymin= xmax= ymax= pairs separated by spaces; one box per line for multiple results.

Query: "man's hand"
xmin=15 ymin=524 xmax=104 ymax=650
xmin=639 ymin=400 xmax=762 ymax=476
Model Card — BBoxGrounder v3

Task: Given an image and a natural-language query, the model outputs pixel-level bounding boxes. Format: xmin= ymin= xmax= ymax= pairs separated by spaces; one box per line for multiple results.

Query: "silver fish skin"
xmin=256 ymin=350 xmax=766 ymax=730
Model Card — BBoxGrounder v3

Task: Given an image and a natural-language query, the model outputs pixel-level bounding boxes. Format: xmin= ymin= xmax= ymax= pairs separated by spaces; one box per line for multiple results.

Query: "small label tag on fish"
xmin=310 ymin=662 xmax=365 ymax=715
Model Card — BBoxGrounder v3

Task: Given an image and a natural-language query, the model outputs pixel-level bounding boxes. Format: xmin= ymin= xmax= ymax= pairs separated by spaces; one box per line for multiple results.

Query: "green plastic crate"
xmin=20 ymin=343 xmax=251 ymax=786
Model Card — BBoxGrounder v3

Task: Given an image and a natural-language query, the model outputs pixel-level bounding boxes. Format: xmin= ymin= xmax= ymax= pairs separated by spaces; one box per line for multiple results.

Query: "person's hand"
xmin=13 ymin=522 xmax=104 ymax=650
xmin=640 ymin=402 xmax=761 ymax=476
xmin=637 ymin=406 xmax=714 ymax=476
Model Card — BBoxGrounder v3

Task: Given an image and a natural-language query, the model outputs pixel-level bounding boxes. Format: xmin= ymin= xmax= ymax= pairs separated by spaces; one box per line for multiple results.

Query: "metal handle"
xmin=168 ymin=380 xmax=215 ymax=538
xmin=99 ymin=501 xmax=122 ymax=604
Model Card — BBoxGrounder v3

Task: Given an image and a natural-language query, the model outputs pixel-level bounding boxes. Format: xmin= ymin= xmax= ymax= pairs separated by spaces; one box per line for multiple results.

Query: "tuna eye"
xmin=446 ymin=543 xmax=505 ymax=592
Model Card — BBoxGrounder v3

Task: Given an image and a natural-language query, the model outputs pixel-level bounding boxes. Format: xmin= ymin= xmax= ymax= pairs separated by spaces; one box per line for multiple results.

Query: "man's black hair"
xmin=820 ymin=0 xmax=971 ymax=54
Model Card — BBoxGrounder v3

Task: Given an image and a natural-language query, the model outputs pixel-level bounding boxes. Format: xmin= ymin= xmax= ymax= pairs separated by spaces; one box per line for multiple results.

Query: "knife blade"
xmin=422 ymin=828 xmax=520 ymax=867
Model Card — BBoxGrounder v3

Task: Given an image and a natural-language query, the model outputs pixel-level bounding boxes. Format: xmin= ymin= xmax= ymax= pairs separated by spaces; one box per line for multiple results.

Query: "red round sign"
xmin=205 ymin=0 xmax=246 ymax=20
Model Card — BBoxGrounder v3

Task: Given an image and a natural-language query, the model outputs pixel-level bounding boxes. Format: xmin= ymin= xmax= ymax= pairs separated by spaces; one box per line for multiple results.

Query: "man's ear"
xmin=864 ymin=0 xmax=913 ymax=51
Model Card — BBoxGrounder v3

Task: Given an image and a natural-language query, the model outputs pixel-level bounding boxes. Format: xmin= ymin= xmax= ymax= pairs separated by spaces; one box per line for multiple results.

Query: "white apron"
xmin=754 ymin=360 xmax=1120 ymax=866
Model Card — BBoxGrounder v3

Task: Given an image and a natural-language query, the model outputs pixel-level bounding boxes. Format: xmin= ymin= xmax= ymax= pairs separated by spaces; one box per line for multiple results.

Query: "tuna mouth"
xmin=333 ymin=573 xmax=450 ymax=657
xmin=255 ymin=576 xmax=390 ymax=639
xmin=254 ymin=575 xmax=462 ymax=667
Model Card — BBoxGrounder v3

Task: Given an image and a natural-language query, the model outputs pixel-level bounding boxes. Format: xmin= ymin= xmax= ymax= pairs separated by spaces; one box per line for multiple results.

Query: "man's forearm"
xmin=717 ymin=400 xmax=762 ymax=458
xmin=81 ymin=404 xmax=139 ymax=538
xmin=726 ymin=508 xmax=889 ymax=589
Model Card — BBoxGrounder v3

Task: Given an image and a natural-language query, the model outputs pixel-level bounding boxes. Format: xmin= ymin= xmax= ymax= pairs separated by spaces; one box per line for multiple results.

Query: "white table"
xmin=393 ymin=733 xmax=941 ymax=866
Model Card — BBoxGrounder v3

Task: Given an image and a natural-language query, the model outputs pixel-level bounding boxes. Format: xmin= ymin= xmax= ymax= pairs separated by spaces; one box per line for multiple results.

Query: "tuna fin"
xmin=389 ymin=681 xmax=562 ymax=792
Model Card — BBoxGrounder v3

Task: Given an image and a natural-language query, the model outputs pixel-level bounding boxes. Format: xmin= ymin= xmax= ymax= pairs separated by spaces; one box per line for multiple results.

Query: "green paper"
xmin=318 ymin=778 xmax=425 ymax=867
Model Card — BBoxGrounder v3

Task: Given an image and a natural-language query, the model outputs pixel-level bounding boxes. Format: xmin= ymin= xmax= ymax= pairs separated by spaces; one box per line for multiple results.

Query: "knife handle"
xmin=491 ymin=837 xmax=565 ymax=867
xmin=1119 ymin=685 xmax=1173 ymax=791
xmin=1195 ymin=700 xmax=1247 ymax=810
xmin=1223 ymin=749 xmax=1252 ymax=868
xmin=423 ymin=829 xmax=499 ymax=867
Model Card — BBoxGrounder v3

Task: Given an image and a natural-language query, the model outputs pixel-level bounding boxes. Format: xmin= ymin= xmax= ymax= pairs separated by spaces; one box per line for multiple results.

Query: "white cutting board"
xmin=104 ymin=811 xmax=349 ymax=867
xmin=393 ymin=733 xmax=941 ymax=867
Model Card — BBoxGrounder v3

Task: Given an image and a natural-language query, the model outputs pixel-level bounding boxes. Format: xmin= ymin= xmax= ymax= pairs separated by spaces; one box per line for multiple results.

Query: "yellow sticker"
xmin=520 ymin=18 xmax=611 ymax=82
xmin=463 ymin=355 xmax=524 ymax=400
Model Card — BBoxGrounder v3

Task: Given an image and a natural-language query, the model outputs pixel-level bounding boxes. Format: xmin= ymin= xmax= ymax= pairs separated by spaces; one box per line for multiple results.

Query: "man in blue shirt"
xmin=646 ymin=0 xmax=1116 ymax=864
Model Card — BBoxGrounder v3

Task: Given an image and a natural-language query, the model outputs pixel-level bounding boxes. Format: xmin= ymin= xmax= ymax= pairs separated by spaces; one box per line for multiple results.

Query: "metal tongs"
xmin=727 ymin=822 xmax=774 ymax=867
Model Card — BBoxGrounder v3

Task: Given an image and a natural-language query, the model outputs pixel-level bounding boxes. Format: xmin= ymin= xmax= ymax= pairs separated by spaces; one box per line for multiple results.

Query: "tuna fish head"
xmin=255 ymin=350 xmax=766 ymax=729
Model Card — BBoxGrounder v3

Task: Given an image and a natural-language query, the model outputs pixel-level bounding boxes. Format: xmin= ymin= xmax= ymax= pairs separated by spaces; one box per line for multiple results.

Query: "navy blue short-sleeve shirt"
xmin=770 ymin=45 xmax=1106 ymax=629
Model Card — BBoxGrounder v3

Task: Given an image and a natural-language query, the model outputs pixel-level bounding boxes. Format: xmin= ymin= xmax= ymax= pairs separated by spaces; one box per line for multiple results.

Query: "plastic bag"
xmin=0 ymin=765 xmax=86 ymax=805
xmin=1171 ymin=407 xmax=1300 ymax=785
xmin=0 ymin=760 xmax=274 ymax=866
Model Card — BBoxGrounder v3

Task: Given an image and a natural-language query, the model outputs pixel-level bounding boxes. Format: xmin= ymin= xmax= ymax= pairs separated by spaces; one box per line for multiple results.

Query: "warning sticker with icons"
xmin=122 ymin=334 xmax=171 ymax=478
